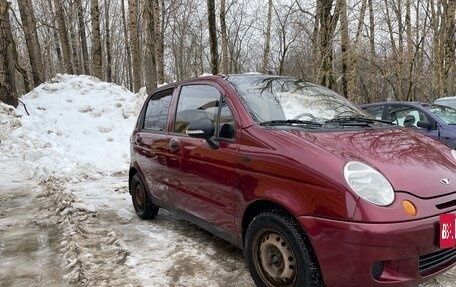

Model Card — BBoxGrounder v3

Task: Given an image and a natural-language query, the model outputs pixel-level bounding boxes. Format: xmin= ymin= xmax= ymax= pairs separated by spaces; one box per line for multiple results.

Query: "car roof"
xmin=148 ymin=73 xmax=294 ymax=94
xmin=434 ymin=96 xmax=456 ymax=102
xmin=360 ymin=101 xmax=423 ymax=108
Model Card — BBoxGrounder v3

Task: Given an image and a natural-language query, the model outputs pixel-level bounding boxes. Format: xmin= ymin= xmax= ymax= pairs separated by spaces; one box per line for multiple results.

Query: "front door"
xmin=165 ymin=84 xmax=239 ymax=237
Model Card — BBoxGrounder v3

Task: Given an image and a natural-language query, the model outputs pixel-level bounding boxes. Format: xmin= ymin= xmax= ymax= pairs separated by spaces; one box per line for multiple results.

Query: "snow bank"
xmin=1 ymin=74 xmax=147 ymax=181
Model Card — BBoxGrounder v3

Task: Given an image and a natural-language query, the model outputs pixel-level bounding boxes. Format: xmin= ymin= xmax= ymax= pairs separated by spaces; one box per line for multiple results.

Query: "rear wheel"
xmin=245 ymin=210 xmax=322 ymax=287
xmin=130 ymin=174 xmax=159 ymax=219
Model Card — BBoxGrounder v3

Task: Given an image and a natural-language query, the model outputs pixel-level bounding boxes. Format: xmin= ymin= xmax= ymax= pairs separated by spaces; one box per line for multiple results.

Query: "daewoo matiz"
xmin=129 ymin=74 xmax=456 ymax=287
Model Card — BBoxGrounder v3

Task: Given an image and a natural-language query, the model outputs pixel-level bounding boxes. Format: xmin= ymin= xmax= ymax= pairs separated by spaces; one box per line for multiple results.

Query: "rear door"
xmin=133 ymin=88 xmax=174 ymax=204
xmin=385 ymin=104 xmax=439 ymax=140
xmin=164 ymin=83 xmax=239 ymax=238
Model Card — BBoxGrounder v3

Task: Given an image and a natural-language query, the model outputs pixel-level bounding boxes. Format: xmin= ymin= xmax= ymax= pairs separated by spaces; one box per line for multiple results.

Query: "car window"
xmin=387 ymin=105 xmax=430 ymax=128
xmin=426 ymin=104 xmax=456 ymax=125
xmin=226 ymin=75 xmax=369 ymax=124
xmin=174 ymin=85 xmax=235 ymax=139
xmin=143 ymin=88 xmax=173 ymax=131
xmin=363 ymin=106 xmax=384 ymax=120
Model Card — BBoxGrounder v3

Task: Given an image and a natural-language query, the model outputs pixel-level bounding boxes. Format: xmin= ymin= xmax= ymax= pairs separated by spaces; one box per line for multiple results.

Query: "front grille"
xmin=436 ymin=199 xmax=456 ymax=209
xmin=419 ymin=248 xmax=456 ymax=276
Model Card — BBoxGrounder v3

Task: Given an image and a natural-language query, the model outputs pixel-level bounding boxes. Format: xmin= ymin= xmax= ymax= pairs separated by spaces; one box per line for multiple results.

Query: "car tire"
xmin=245 ymin=210 xmax=322 ymax=287
xmin=130 ymin=174 xmax=159 ymax=219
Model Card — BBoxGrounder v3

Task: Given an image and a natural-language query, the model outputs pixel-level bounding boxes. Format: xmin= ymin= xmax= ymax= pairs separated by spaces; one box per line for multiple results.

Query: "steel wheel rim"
xmin=255 ymin=231 xmax=296 ymax=286
xmin=134 ymin=184 xmax=145 ymax=211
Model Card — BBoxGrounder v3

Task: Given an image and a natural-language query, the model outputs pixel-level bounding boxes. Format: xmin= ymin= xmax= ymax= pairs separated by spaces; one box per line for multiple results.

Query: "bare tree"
xmin=338 ymin=0 xmax=349 ymax=98
xmin=53 ymin=0 xmax=74 ymax=74
xmin=76 ymin=0 xmax=90 ymax=74
xmin=128 ymin=0 xmax=141 ymax=91
xmin=104 ymin=0 xmax=112 ymax=82
xmin=220 ymin=0 xmax=229 ymax=74
xmin=91 ymin=0 xmax=103 ymax=79
xmin=207 ymin=0 xmax=218 ymax=74
xmin=0 ymin=0 xmax=18 ymax=107
xmin=144 ymin=0 xmax=157 ymax=92
xmin=153 ymin=0 xmax=164 ymax=84
xmin=315 ymin=0 xmax=339 ymax=89
xmin=121 ymin=0 xmax=132 ymax=89
xmin=17 ymin=0 xmax=44 ymax=86
xmin=262 ymin=0 xmax=273 ymax=73
xmin=443 ymin=0 xmax=455 ymax=97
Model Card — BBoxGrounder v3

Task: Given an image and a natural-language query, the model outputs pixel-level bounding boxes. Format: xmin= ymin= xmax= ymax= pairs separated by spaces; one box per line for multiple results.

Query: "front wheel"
xmin=130 ymin=174 xmax=159 ymax=219
xmin=245 ymin=210 xmax=322 ymax=287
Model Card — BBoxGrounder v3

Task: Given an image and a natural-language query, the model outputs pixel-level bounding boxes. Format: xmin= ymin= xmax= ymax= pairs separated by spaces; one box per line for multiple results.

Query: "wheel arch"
xmin=241 ymin=200 xmax=296 ymax=246
xmin=128 ymin=167 xmax=139 ymax=195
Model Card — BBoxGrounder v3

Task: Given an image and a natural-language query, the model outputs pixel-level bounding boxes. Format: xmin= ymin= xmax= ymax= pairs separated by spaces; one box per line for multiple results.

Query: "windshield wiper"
xmin=260 ymin=119 xmax=323 ymax=128
xmin=325 ymin=116 xmax=393 ymax=126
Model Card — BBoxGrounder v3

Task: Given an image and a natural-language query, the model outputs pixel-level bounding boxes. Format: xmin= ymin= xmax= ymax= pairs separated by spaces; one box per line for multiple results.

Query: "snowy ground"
xmin=0 ymin=75 xmax=454 ymax=286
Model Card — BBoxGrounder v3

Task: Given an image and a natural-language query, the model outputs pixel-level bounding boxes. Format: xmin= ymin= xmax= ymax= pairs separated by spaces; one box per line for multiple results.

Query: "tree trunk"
xmin=0 ymin=0 xmax=18 ymax=107
xmin=54 ymin=0 xmax=74 ymax=74
xmin=443 ymin=0 xmax=455 ymax=97
xmin=129 ymin=0 xmax=141 ymax=91
xmin=220 ymin=0 xmax=228 ymax=74
xmin=153 ymin=0 xmax=164 ymax=84
xmin=431 ymin=0 xmax=444 ymax=97
xmin=17 ymin=0 xmax=44 ymax=86
xmin=207 ymin=0 xmax=218 ymax=75
xmin=104 ymin=0 xmax=112 ymax=82
xmin=121 ymin=0 xmax=132 ymax=89
xmin=69 ymin=2 xmax=82 ymax=75
xmin=347 ymin=0 xmax=367 ymax=103
xmin=262 ymin=0 xmax=273 ymax=73
xmin=317 ymin=0 xmax=338 ymax=89
xmin=91 ymin=0 xmax=103 ymax=79
xmin=47 ymin=0 xmax=63 ymax=71
xmin=338 ymin=0 xmax=349 ymax=98
xmin=76 ymin=0 xmax=90 ymax=74
xmin=368 ymin=0 xmax=378 ymax=102
xmin=144 ymin=0 xmax=157 ymax=93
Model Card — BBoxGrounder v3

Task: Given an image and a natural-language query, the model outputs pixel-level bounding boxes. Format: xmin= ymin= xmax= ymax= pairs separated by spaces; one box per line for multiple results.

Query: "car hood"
xmin=287 ymin=128 xmax=456 ymax=198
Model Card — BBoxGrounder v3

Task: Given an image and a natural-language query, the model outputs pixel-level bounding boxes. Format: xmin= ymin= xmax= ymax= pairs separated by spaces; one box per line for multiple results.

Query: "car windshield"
xmin=226 ymin=75 xmax=371 ymax=125
xmin=425 ymin=104 xmax=456 ymax=125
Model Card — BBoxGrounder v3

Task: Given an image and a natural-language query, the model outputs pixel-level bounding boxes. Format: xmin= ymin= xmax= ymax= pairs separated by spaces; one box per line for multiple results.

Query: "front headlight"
xmin=343 ymin=161 xmax=394 ymax=206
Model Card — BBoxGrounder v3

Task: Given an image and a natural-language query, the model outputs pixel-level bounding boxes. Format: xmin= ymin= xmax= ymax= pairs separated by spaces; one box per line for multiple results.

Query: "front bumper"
xmin=298 ymin=214 xmax=456 ymax=287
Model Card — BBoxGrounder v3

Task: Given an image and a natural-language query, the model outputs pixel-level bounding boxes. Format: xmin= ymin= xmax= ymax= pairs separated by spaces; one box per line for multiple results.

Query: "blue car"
xmin=361 ymin=101 xmax=456 ymax=148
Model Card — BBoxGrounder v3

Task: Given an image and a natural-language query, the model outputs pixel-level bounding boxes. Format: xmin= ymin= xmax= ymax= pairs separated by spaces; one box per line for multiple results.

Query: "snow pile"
xmin=0 ymin=102 xmax=22 ymax=142
xmin=1 ymin=74 xmax=147 ymax=181
xmin=41 ymin=177 xmax=138 ymax=286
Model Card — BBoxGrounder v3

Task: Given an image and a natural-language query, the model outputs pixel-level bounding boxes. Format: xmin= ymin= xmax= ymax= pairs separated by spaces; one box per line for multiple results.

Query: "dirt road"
xmin=1 ymin=166 xmax=454 ymax=286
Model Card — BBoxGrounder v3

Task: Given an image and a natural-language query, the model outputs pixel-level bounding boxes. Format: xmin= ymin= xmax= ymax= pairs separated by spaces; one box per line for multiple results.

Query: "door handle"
xmin=169 ymin=139 xmax=179 ymax=152
xmin=136 ymin=135 xmax=142 ymax=144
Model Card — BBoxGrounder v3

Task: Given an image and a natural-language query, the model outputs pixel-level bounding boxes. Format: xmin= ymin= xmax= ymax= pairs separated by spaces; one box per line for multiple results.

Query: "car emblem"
xmin=440 ymin=178 xmax=451 ymax=185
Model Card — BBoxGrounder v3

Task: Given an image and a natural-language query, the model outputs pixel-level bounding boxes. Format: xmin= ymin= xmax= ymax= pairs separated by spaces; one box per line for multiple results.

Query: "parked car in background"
xmin=361 ymin=101 xmax=456 ymax=148
xmin=130 ymin=75 xmax=456 ymax=287
xmin=434 ymin=96 xmax=456 ymax=109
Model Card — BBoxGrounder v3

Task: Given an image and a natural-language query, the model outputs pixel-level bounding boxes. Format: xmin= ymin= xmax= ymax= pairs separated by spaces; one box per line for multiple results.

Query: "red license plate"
xmin=439 ymin=214 xmax=456 ymax=248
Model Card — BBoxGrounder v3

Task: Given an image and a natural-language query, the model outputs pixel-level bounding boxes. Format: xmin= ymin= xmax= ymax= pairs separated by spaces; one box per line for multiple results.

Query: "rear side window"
xmin=143 ymin=88 xmax=173 ymax=131
xmin=387 ymin=105 xmax=430 ymax=128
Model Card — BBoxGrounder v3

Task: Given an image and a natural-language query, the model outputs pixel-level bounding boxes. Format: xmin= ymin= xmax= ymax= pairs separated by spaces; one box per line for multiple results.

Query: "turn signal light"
xmin=402 ymin=200 xmax=417 ymax=216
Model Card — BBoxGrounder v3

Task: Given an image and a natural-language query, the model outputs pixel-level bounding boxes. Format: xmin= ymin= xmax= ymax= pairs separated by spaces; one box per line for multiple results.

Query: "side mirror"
xmin=417 ymin=120 xmax=435 ymax=129
xmin=186 ymin=118 xmax=219 ymax=149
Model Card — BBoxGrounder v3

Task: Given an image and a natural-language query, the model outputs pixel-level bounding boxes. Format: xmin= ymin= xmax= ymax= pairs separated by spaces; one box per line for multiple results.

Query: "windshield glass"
xmin=226 ymin=75 xmax=370 ymax=124
xmin=426 ymin=104 xmax=456 ymax=125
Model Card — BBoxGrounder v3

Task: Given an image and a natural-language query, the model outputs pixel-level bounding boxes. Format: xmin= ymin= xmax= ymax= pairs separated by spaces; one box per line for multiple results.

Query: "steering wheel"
xmin=293 ymin=113 xmax=316 ymax=121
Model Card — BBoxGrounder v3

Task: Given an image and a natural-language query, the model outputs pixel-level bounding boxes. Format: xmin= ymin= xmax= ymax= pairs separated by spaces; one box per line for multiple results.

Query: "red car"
xmin=129 ymin=74 xmax=456 ymax=286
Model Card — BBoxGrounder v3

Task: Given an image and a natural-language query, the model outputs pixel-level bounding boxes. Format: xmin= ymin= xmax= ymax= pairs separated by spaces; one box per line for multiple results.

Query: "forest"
xmin=0 ymin=0 xmax=455 ymax=107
